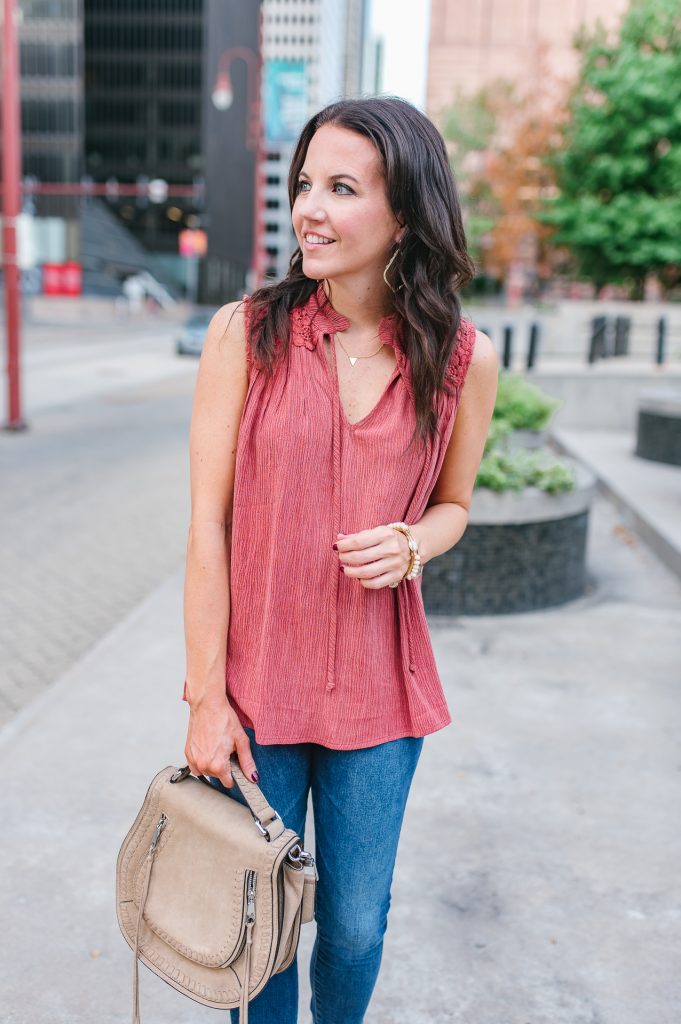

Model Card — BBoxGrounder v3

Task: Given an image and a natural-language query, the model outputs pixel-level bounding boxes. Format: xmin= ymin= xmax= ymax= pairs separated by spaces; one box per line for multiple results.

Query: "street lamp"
xmin=211 ymin=72 xmax=233 ymax=112
xmin=211 ymin=46 xmax=264 ymax=290
xmin=211 ymin=48 xmax=261 ymax=151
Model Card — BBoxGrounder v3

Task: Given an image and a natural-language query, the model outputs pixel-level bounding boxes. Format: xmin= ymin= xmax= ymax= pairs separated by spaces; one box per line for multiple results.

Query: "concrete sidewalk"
xmin=1 ymin=492 xmax=681 ymax=1024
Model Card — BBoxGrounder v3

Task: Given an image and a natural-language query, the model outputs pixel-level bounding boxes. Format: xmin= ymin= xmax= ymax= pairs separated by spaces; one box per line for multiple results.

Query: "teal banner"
xmin=264 ymin=60 xmax=308 ymax=144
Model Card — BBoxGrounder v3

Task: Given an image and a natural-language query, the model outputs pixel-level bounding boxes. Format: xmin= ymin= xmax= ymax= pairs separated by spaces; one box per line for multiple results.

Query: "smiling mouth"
xmin=303 ymin=233 xmax=335 ymax=246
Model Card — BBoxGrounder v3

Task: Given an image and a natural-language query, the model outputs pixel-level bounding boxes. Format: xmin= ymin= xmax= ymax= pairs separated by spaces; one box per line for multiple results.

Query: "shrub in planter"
xmin=475 ymin=447 xmax=577 ymax=495
xmin=493 ymin=372 xmax=561 ymax=450
xmin=422 ymin=378 xmax=593 ymax=615
xmin=493 ymin=372 xmax=560 ymax=432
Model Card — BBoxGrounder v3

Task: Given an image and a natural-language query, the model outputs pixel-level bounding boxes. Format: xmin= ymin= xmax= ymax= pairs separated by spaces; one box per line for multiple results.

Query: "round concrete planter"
xmin=635 ymin=388 xmax=681 ymax=467
xmin=422 ymin=458 xmax=596 ymax=615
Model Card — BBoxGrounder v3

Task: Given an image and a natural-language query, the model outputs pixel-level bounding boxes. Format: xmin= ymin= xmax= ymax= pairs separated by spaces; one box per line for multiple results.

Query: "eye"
xmin=333 ymin=182 xmax=354 ymax=195
xmin=295 ymin=179 xmax=310 ymax=194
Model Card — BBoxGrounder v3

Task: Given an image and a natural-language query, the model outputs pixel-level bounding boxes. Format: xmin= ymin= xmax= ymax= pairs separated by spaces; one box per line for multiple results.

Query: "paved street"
xmin=0 ymin=324 xmax=197 ymax=726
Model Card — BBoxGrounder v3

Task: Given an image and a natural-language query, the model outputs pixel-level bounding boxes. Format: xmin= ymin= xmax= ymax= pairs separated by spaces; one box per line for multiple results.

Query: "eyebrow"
xmin=298 ymin=170 xmax=360 ymax=184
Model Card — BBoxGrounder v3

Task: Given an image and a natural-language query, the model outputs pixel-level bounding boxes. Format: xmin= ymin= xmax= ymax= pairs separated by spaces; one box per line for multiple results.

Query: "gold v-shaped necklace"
xmin=334 ymin=332 xmax=385 ymax=366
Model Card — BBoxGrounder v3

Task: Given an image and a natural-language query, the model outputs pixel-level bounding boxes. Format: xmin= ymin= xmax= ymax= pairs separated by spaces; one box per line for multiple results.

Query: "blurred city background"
xmin=1 ymin=2 xmax=680 ymax=1022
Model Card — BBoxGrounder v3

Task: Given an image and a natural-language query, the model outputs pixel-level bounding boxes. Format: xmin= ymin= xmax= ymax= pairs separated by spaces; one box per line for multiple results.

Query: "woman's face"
xmin=291 ymin=123 xmax=403 ymax=286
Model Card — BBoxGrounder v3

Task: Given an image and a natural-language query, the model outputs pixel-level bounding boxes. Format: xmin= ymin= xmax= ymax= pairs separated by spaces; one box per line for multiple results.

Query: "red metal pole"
xmin=250 ymin=8 xmax=265 ymax=291
xmin=2 ymin=0 xmax=26 ymax=430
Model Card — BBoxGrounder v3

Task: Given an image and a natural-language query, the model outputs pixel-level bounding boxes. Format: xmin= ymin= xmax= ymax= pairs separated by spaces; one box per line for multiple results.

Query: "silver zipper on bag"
xmin=246 ymin=870 xmax=257 ymax=924
xmin=149 ymin=813 xmax=167 ymax=855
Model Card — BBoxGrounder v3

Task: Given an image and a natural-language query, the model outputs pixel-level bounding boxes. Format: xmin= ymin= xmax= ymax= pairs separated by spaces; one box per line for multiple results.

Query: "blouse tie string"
xmin=321 ymin=322 xmax=418 ymax=685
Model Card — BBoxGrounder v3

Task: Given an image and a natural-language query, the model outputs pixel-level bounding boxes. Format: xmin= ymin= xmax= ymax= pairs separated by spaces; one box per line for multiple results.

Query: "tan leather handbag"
xmin=116 ymin=756 xmax=317 ymax=1024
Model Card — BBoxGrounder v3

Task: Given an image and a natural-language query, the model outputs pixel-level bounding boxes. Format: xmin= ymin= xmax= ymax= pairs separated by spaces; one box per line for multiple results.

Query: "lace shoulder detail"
xmin=445 ymin=318 xmax=477 ymax=392
xmin=289 ymin=301 xmax=317 ymax=350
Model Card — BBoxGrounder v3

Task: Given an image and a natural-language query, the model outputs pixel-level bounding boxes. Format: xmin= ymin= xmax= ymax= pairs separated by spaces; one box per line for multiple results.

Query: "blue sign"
xmin=264 ymin=60 xmax=308 ymax=144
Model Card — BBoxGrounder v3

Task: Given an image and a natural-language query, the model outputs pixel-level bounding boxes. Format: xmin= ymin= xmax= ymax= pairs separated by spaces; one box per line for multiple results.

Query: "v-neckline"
xmin=324 ymin=332 xmax=400 ymax=430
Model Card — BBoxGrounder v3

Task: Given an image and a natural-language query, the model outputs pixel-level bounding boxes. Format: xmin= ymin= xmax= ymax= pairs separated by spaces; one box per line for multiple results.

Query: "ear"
xmin=394 ymin=217 xmax=406 ymax=245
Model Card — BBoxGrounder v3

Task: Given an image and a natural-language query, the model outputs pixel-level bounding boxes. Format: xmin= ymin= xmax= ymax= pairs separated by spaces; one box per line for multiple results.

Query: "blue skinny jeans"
xmin=209 ymin=726 xmax=424 ymax=1024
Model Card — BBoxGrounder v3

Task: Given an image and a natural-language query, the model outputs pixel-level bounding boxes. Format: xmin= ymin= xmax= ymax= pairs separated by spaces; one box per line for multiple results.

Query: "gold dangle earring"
xmin=383 ymin=246 xmax=403 ymax=293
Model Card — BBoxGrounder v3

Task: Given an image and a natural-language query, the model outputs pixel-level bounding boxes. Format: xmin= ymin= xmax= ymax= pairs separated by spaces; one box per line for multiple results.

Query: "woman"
xmin=182 ymin=96 xmax=498 ymax=1024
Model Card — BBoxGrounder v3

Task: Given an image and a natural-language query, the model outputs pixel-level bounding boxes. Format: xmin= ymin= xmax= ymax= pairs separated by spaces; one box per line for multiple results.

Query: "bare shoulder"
xmin=191 ymin=298 xmax=249 ymax=443
xmin=457 ymin=327 xmax=498 ymax=409
xmin=200 ymin=299 xmax=248 ymax=373
xmin=471 ymin=328 xmax=497 ymax=369
xmin=188 ymin=300 xmax=250 ymax=527
xmin=467 ymin=328 xmax=498 ymax=384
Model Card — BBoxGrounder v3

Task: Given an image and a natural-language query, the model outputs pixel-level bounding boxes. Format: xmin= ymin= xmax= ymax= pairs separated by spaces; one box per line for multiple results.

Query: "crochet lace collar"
xmin=290 ymin=281 xmax=405 ymax=355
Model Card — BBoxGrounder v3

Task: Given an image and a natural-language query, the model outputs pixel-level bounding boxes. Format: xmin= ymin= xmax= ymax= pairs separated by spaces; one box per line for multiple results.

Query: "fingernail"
xmin=332 ymin=543 xmax=338 ymax=550
xmin=251 ymin=770 xmax=259 ymax=783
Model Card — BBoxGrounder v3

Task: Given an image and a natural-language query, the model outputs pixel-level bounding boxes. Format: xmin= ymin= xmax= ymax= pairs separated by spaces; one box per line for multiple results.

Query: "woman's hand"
xmin=184 ymin=693 xmax=259 ymax=789
xmin=334 ymin=525 xmax=411 ymax=588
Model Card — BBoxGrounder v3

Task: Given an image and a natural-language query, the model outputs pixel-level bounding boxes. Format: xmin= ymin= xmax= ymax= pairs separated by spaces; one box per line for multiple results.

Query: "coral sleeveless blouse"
xmin=183 ymin=282 xmax=477 ymax=749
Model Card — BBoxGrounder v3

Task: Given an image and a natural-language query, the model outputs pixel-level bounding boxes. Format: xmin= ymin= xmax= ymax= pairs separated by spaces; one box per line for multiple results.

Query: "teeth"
xmin=305 ymin=234 xmax=333 ymax=244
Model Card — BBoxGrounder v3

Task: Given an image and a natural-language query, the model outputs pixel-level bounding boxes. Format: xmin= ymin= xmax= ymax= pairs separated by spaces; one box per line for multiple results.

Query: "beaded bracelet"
xmin=387 ymin=522 xmax=423 ymax=584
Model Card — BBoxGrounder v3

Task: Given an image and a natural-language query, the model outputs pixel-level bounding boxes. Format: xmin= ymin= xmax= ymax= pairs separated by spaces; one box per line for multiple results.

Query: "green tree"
xmin=540 ymin=0 xmax=681 ymax=298
xmin=441 ymin=51 xmax=565 ymax=292
xmin=442 ymin=84 xmax=503 ymax=269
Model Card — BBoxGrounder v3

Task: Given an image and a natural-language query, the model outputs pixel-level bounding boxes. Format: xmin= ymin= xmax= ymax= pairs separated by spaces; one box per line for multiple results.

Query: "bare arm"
xmin=415 ymin=329 xmax=498 ymax=559
xmin=183 ymin=300 xmax=258 ymax=788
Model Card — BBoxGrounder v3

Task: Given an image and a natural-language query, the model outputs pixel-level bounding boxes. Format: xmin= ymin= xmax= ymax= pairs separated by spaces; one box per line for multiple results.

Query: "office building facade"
xmin=260 ymin=0 xmax=368 ymax=281
xmin=6 ymin=0 xmax=83 ymax=269
xmin=83 ymin=0 xmax=204 ymax=258
xmin=7 ymin=0 xmax=366 ymax=298
xmin=427 ymin=0 xmax=631 ymax=118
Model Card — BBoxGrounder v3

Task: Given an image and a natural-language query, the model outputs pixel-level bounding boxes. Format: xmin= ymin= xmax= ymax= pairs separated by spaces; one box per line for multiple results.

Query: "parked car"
xmin=176 ymin=309 xmax=217 ymax=356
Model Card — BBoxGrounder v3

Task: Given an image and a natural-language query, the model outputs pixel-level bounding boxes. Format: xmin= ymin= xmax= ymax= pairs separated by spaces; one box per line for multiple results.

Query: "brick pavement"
xmin=0 ymin=361 xmax=197 ymax=728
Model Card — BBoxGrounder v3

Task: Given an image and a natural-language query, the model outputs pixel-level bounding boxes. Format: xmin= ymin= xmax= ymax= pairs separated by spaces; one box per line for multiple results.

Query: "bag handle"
xmin=228 ymin=754 xmax=285 ymax=841
xmin=171 ymin=756 xmax=285 ymax=842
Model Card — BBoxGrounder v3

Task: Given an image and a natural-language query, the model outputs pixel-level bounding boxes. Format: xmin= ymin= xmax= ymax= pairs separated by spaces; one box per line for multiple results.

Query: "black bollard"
xmin=502 ymin=325 xmax=513 ymax=369
xmin=614 ymin=316 xmax=630 ymax=356
xmin=589 ymin=316 xmax=607 ymax=363
xmin=656 ymin=317 xmax=666 ymax=365
xmin=527 ymin=323 xmax=540 ymax=370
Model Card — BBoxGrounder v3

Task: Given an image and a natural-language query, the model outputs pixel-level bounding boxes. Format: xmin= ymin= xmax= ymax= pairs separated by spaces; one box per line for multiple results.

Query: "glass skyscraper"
xmin=83 ymin=0 xmax=204 ymax=257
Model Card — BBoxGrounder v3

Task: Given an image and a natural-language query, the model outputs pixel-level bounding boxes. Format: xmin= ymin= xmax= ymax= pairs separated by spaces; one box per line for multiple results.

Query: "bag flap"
xmin=132 ymin=777 xmax=267 ymax=968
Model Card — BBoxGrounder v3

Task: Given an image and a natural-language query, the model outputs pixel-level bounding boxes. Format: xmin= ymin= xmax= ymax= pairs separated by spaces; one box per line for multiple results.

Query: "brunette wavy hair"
xmin=242 ymin=96 xmax=475 ymax=449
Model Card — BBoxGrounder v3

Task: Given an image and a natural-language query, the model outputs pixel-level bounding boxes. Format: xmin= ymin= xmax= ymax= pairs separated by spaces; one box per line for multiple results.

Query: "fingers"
xmin=184 ymin=745 xmax=235 ymax=789
xmin=184 ymin=745 xmax=200 ymax=779
xmin=234 ymin=730 xmax=259 ymax=783
xmin=342 ymin=556 xmax=405 ymax=587
xmin=338 ymin=529 xmax=406 ymax=567
xmin=216 ymin=762 xmax=235 ymax=789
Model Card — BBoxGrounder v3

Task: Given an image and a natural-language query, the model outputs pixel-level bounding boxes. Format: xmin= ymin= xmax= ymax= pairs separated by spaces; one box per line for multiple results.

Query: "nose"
xmin=297 ymin=185 xmax=328 ymax=224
